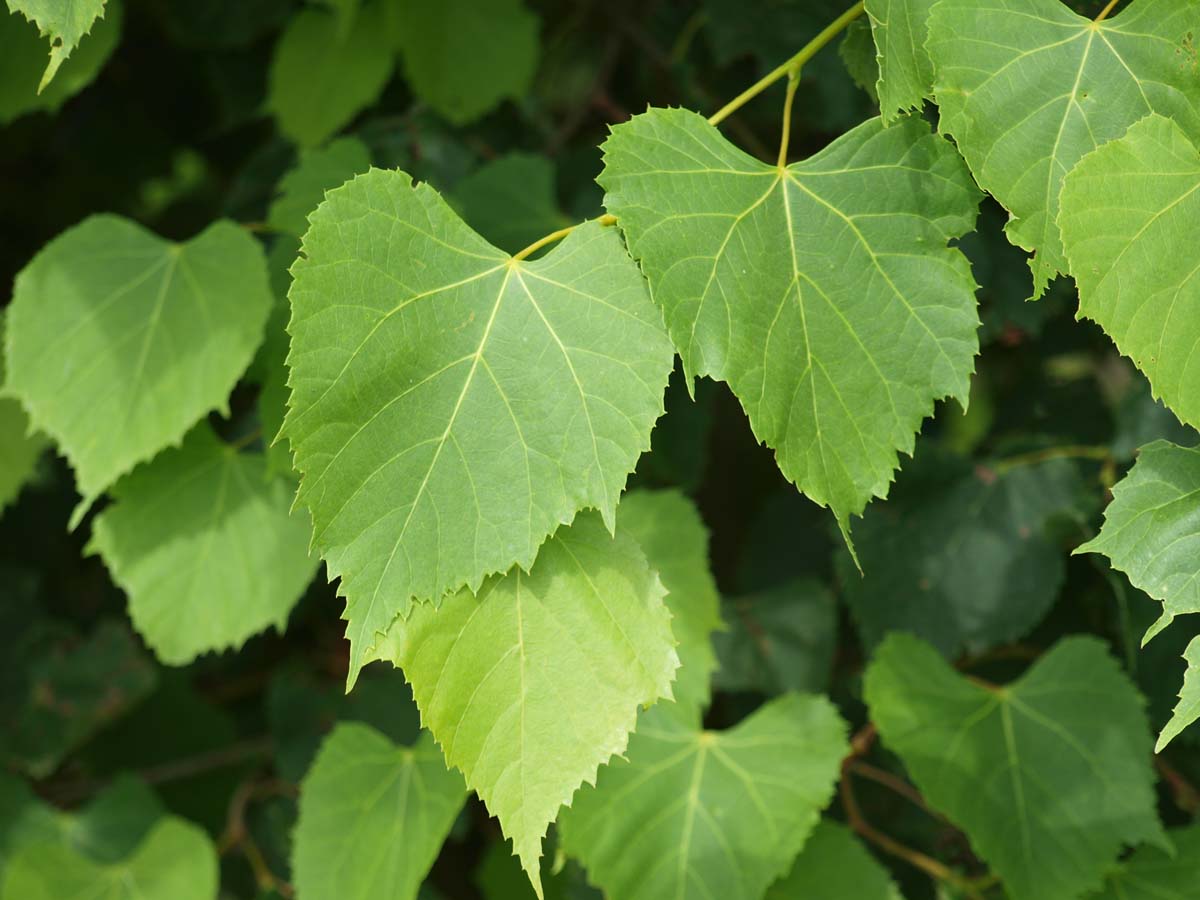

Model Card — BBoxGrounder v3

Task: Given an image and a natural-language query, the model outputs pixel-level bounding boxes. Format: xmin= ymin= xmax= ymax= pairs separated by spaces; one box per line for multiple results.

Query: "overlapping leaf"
xmin=293 ymin=722 xmax=466 ymax=900
xmin=866 ymin=634 xmax=1166 ymax=900
xmin=1158 ymin=636 xmax=1200 ymax=754
xmin=283 ymin=169 xmax=674 ymax=673
xmin=601 ymin=109 xmax=980 ymax=538
xmin=88 ymin=425 xmax=319 ymax=665
xmin=368 ymin=512 xmax=678 ymax=896
xmin=5 ymin=215 xmax=272 ymax=519
xmin=267 ymin=3 xmax=393 ymax=147
xmin=6 ymin=0 xmax=107 ymax=89
xmin=1060 ymin=114 xmax=1200 ymax=426
xmin=390 ymin=0 xmax=539 ymax=125
xmin=863 ymin=0 xmax=935 ymax=121
xmin=559 ymin=693 xmax=847 ymax=900
xmin=1086 ymin=826 xmax=1200 ymax=900
xmin=767 ymin=820 xmax=902 ymax=900
xmin=0 ymin=315 xmax=45 ymax=515
xmin=267 ymin=136 xmax=371 ymax=237
xmin=451 ymin=153 xmax=570 ymax=255
xmin=927 ymin=0 xmax=1200 ymax=297
xmin=841 ymin=451 xmax=1087 ymax=656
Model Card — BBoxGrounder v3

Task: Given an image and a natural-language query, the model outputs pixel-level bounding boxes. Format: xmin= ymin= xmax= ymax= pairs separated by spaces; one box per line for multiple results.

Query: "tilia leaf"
xmin=1086 ymin=825 xmax=1200 ymax=900
xmin=558 ymin=693 xmax=848 ymax=900
xmin=293 ymin=722 xmax=466 ymax=900
xmin=866 ymin=634 xmax=1166 ymax=900
xmin=5 ymin=0 xmax=107 ymax=90
xmin=282 ymin=169 xmax=674 ymax=677
xmin=863 ymin=0 xmax=936 ymax=121
xmin=1077 ymin=440 xmax=1200 ymax=749
xmin=926 ymin=0 xmax=1200 ymax=297
xmin=5 ymin=215 xmax=273 ymax=521
xmin=600 ymin=109 xmax=980 ymax=538
xmin=1059 ymin=114 xmax=1200 ymax=428
xmin=367 ymin=512 xmax=678 ymax=897
xmin=88 ymin=425 xmax=319 ymax=665
xmin=767 ymin=820 xmax=902 ymax=900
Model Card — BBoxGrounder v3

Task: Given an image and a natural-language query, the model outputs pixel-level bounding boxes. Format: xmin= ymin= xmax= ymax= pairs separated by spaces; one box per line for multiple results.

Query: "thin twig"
xmin=1156 ymin=755 xmax=1200 ymax=814
xmin=846 ymin=759 xmax=944 ymax=819
xmin=991 ymin=444 xmax=1111 ymax=474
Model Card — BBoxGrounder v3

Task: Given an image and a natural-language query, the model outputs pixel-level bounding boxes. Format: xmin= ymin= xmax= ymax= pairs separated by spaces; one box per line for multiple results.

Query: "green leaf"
xmin=615 ymin=490 xmax=722 ymax=721
xmin=559 ymin=693 xmax=848 ymax=900
xmin=5 ymin=215 xmax=273 ymax=521
xmin=766 ymin=820 xmax=902 ymax=900
xmin=369 ymin=512 xmax=678 ymax=896
xmin=863 ymin=0 xmax=935 ymax=121
xmin=714 ymin=579 xmax=836 ymax=695
xmin=282 ymin=169 xmax=673 ymax=674
xmin=88 ymin=424 xmax=319 ymax=665
xmin=1060 ymin=114 xmax=1200 ymax=427
xmin=839 ymin=18 xmax=879 ymax=101
xmin=1078 ymin=441 xmax=1200 ymax=642
xmin=293 ymin=722 xmax=466 ymax=900
xmin=1086 ymin=826 xmax=1200 ymax=900
xmin=841 ymin=451 xmax=1087 ymax=656
xmin=600 ymin=109 xmax=980 ymax=539
xmin=451 ymin=153 xmax=570 ymax=255
xmin=267 ymin=4 xmax=394 ymax=148
xmin=865 ymin=634 xmax=1166 ymax=900
xmin=1158 ymin=637 xmax=1200 ymax=753
xmin=0 ymin=316 xmax=46 ymax=516
xmin=391 ymin=0 xmax=539 ymax=125
xmin=926 ymin=0 xmax=1200 ymax=297
xmin=5 ymin=0 xmax=108 ymax=90
xmin=2 ymin=817 xmax=218 ymax=900
xmin=0 ymin=0 xmax=121 ymax=124
xmin=267 ymin=136 xmax=372 ymax=237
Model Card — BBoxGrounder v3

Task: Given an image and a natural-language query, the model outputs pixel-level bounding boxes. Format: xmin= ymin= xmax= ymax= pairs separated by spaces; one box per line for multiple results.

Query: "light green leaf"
xmin=0 ymin=0 xmax=120 ymax=124
xmin=863 ymin=0 xmax=935 ymax=121
xmin=2 ymin=817 xmax=218 ymax=900
xmin=616 ymin=490 xmax=722 ymax=722
xmin=282 ymin=169 xmax=673 ymax=674
xmin=600 ymin=109 xmax=980 ymax=537
xmin=841 ymin=451 xmax=1086 ymax=656
xmin=391 ymin=0 xmax=539 ymax=125
xmin=267 ymin=136 xmax=372 ymax=237
xmin=293 ymin=722 xmax=466 ymax=900
xmin=1086 ymin=826 xmax=1200 ymax=900
xmin=1077 ymin=441 xmax=1200 ymax=643
xmin=865 ymin=634 xmax=1166 ymax=900
xmin=267 ymin=4 xmax=394 ymax=148
xmin=926 ymin=0 xmax=1200 ymax=297
xmin=1158 ymin=637 xmax=1200 ymax=753
xmin=5 ymin=0 xmax=107 ymax=90
xmin=5 ymin=215 xmax=273 ymax=520
xmin=766 ymin=820 xmax=902 ymax=900
xmin=1059 ymin=114 xmax=1200 ymax=426
xmin=369 ymin=512 xmax=678 ymax=896
xmin=451 ymin=153 xmax=570 ymax=255
xmin=559 ymin=693 xmax=848 ymax=900
xmin=88 ymin=425 xmax=319 ymax=665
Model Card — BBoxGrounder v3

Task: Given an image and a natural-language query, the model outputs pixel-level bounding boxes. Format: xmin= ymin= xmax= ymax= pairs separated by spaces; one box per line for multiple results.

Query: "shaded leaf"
xmin=267 ymin=136 xmax=372 ymax=237
xmin=766 ymin=820 xmax=902 ymax=900
xmin=451 ymin=153 xmax=569 ymax=255
xmin=1086 ymin=826 xmax=1200 ymax=899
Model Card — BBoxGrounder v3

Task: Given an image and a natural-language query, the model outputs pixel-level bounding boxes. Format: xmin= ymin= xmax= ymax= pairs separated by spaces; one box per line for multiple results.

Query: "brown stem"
xmin=846 ymin=759 xmax=944 ymax=819
xmin=220 ymin=777 xmax=295 ymax=897
xmin=1156 ymin=755 xmax=1200 ymax=814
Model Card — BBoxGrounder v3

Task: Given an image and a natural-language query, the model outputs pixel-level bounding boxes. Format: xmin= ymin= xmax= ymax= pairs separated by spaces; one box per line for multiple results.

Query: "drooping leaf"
xmin=391 ymin=0 xmax=540 ymax=125
xmin=766 ymin=820 xmax=902 ymax=900
xmin=841 ymin=451 xmax=1088 ymax=656
xmin=1060 ymin=114 xmax=1200 ymax=426
xmin=5 ymin=215 xmax=273 ymax=520
xmin=282 ymin=169 xmax=673 ymax=674
xmin=2 ymin=817 xmax=218 ymax=900
xmin=267 ymin=4 xmax=394 ymax=148
xmin=714 ymin=579 xmax=836 ymax=695
xmin=615 ymin=489 xmax=722 ymax=721
xmin=267 ymin=136 xmax=372 ymax=237
xmin=1158 ymin=636 xmax=1200 ymax=753
xmin=368 ymin=512 xmax=678 ymax=895
xmin=0 ymin=0 xmax=121 ymax=124
xmin=865 ymin=634 xmax=1166 ymax=900
xmin=863 ymin=0 xmax=935 ymax=121
xmin=1078 ymin=441 xmax=1200 ymax=640
xmin=88 ymin=424 xmax=319 ymax=666
xmin=451 ymin=153 xmax=570 ymax=255
xmin=293 ymin=722 xmax=466 ymax=900
xmin=559 ymin=693 xmax=848 ymax=900
xmin=5 ymin=0 xmax=108 ymax=90
xmin=1086 ymin=826 xmax=1200 ymax=900
xmin=926 ymin=0 xmax=1200 ymax=297
xmin=601 ymin=109 xmax=980 ymax=540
